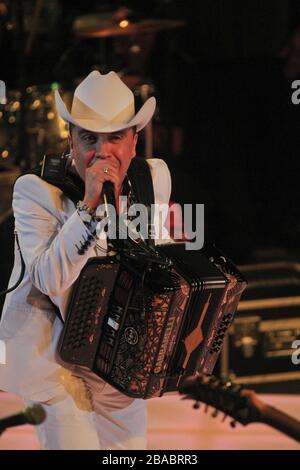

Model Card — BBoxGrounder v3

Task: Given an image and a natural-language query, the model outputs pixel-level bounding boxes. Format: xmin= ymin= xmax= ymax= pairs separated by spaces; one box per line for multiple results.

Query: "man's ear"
xmin=132 ymin=132 xmax=138 ymax=158
xmin=68 ymin=134 xmax=73 ymax=152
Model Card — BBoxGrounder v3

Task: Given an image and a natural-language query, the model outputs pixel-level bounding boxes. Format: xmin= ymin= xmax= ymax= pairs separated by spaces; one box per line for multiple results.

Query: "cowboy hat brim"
xmin=55 ymin=89 xmax=156 ymax=133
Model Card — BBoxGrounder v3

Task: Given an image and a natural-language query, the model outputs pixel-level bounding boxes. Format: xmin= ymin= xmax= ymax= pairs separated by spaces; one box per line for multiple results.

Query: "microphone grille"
xmin=24 ymin=403 xmax=46 ymax=425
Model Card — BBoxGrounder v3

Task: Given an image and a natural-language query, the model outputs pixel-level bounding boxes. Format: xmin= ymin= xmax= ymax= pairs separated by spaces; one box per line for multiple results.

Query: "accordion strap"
xmin=127 ymin=158 xmax=155 ymax=248
xmin=17 ymin=157 xmax=84 ymax=206
xmin=127 ymin=158 xmax=155 ymax=211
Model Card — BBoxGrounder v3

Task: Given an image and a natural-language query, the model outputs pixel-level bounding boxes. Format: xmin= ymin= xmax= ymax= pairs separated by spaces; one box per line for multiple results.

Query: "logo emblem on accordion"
xmin=124 ymin=327 xmax=139 ymax=345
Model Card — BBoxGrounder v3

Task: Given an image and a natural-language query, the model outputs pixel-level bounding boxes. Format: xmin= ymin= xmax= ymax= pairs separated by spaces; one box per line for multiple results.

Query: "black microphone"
xmin=103 ymin=181 xmax=116 ymax=210
xmin=0 ymin=403 xmax=46 ymax=434
xmin=102 ymin=181 xmax=153 ymax=253
xmin=102 ymin=181 xmax=122 ymax=252
xmin=103 ymin=181 xmax=152 ymax=252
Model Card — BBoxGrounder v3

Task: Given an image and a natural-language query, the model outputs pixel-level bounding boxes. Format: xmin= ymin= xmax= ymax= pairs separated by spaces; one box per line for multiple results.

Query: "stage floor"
xmin=0 ymin=390 xmax=299 ymax=450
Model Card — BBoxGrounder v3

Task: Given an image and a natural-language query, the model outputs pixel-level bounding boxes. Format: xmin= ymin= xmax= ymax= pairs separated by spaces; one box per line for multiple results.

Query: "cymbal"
xmin=73 ymin=15 xmax=185 ymax=38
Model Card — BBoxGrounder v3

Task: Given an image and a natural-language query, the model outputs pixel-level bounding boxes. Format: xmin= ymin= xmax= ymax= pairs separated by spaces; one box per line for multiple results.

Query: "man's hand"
xmin=83 ymin=155 xmax=120 ymax=210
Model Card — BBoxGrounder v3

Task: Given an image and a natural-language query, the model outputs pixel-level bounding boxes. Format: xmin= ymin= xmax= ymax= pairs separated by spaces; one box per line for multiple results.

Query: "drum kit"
xmin=0 ymin=6 xmax=185 ymax=169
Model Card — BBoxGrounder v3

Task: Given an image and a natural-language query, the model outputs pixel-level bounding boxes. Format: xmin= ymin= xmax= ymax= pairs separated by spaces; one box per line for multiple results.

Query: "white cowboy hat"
xmin=55 ymin=70 xmax=156 ymax=133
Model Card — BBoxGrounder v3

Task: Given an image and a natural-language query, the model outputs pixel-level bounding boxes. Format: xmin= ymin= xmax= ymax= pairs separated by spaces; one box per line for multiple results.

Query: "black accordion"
xmin=59 ymin=243 xmax=246 ymax=399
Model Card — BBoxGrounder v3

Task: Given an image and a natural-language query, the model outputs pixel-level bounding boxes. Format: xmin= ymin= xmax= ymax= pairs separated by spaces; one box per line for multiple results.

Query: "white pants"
xmin=27 ymin=367 xmax=147 ymax=450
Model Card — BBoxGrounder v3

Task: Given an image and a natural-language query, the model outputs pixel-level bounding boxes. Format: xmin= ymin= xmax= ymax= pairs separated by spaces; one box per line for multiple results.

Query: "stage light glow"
xmin=119 ymin=20 xmax=129 ymax=28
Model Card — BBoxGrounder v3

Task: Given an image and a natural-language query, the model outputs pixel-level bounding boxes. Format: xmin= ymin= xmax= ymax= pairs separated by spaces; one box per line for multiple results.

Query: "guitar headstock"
xmin=179 ymin=374 xmax=264 ymax=427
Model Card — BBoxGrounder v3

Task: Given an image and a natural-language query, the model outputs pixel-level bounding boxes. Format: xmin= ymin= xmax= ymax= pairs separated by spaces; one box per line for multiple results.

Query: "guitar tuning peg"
xmin=193 ymin=401 xmax=200 ymax=410
xmin=230 ymin=420 xmax=237 ymax=428
xmin=211 ymin=408 xmax=219 ymax=418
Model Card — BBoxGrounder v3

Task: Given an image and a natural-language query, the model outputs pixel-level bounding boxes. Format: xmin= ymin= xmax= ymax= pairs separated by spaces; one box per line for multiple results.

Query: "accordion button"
xmin=105 ymin=328 xmax=116 ymax=339
xmin=104 ymin=337 xmax=114 ymax=346
xmin=113 ymin=305 xmax=123 ymax=313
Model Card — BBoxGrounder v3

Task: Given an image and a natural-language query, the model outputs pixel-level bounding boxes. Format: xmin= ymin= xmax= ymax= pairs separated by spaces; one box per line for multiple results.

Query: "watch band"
xmin=76 ymin=201 xmax=98 ymax=235
xmin=77 ymin=200 xmax=96 ymax=217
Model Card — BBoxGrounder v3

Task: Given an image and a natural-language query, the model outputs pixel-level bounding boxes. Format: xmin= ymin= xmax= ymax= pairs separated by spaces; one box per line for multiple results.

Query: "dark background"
xmin=1 ymin=0 xmax=300 ymax=298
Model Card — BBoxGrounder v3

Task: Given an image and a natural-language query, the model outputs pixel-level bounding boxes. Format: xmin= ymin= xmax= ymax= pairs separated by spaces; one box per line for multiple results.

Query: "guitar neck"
xmin=180 ymin=375 xmax=300 ymax=444
xmin=260 ymin=404 xmax=300 ymax=443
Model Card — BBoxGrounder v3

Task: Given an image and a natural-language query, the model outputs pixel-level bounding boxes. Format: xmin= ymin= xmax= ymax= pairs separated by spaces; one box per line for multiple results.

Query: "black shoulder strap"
xmin=18 ymin=157 xmax=85 ymax=207
xmin=127 ymin=157 xmax=155 ymax=210
xmin=127 ymin=158 xmax=155 ymax=247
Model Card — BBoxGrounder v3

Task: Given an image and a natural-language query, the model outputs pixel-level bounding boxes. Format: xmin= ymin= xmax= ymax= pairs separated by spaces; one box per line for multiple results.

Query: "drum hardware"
xmin=73 ymin=13 xmax=185 ymax=39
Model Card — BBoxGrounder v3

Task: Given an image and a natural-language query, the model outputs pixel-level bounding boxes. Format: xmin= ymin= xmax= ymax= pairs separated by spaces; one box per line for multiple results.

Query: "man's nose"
xmin=95 ymin=137 xmax=111 ymax=157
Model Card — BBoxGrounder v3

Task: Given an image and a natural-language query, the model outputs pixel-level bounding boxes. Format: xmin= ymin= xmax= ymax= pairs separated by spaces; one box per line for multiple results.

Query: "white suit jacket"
xmin=0 ymin=158 xmax=171 ymax=401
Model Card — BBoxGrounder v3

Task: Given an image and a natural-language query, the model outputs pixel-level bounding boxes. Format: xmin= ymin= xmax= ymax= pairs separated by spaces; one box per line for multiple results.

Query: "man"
xmin=0 ymin=71 xmax=171 ymax=449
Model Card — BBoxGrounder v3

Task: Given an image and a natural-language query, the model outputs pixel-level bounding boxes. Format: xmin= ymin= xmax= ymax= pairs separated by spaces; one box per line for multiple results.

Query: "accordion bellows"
xmin=59 ymin=243 xmax=246 ymax=399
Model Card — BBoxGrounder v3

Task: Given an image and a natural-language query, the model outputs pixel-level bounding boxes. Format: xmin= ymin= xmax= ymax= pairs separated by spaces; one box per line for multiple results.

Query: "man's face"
xmin=69 ymin=126 xmax=138 ymax=185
